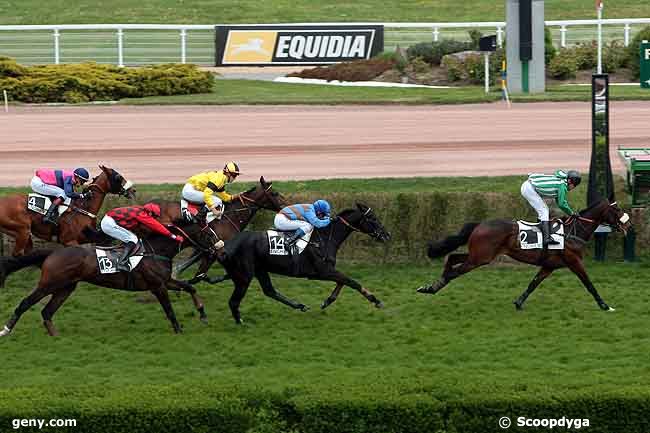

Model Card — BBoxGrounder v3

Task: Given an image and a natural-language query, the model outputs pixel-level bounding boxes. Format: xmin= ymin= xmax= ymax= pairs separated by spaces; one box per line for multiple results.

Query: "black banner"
xmin=215 ymin=25 xmax=384 ymax=66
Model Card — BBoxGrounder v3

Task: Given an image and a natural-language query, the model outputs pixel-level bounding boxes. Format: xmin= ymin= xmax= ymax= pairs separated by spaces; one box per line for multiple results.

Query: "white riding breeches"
xmin=182 ymin=183 xmax=222 ymax=209
xmin=274 ymin=214 xmax=313 ymax=235
xmin=101 ymin=216 xmax=138 ymax=244
xmin=521 ymin=180 xmax=550 ymax=221
xmin=31 ymin=176 xmax=65 ymax=198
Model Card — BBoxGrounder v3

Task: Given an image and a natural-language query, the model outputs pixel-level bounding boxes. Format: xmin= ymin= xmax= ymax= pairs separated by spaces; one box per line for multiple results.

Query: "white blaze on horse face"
xmin=620 ymin=213 xmax=630 ymax=224
xmin=122 ymin=180 xmax=134 ymax=191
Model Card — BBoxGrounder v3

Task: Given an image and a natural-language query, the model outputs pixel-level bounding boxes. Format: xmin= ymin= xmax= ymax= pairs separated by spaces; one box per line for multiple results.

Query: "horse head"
xmin=90 ymin=165 xmax=137 ymax=199
xmin=336 ymin=203 xmax=391 ymax=242
xmin=578 ymin=198 xmax=631 ymax=236
xmin=240 ymin=176 xmax=287 ymax=211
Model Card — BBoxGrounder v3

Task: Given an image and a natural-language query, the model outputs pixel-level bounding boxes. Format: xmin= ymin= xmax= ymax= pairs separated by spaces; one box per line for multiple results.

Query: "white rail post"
xmin=496 ymin=26 xmax=504 ymax=47
xmin=597 ymin=5 xmax=603 ymax=74
xmin=624 ymin=23 xmax=631 ymax=47
xmin=117 ymin=28 xmax=124 ymax=67
xmin=180 ymin=29 xmax=187 ymax=64
xmin=560 ymin=25 xmax=567 ymax=48
xmin=53 ymin=29 xmax=60 ymax=64
xmin=432 ymin=27 xmax=439 ymax=42
xmin=484 ymin=53 xmax=490 ymax=94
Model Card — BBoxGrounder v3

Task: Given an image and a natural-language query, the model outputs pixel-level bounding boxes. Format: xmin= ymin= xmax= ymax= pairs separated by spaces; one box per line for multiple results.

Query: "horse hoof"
xmin=514 ymin=301 xmax=524 ymax=311
xmin=0 ymin=326 xmax=12 ymax=337
xmin=299 ymin=304 xmax=310 ymax=312
xmin=375 ymin=301 xmax=385 ymax=309
xmin=605 ymin=306 xmax=616 ymax=312
xmin=417 ymin=285 xmax=434 ymax=294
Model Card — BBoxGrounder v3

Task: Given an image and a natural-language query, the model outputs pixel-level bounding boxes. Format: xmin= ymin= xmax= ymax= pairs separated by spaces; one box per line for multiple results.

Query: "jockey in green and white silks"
xmin=521 ymin=170 xmax=582 ymax=248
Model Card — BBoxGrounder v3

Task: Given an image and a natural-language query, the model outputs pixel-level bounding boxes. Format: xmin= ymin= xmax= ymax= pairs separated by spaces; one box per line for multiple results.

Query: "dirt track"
xmin=1 ymin=102 xmax=648 ymax=186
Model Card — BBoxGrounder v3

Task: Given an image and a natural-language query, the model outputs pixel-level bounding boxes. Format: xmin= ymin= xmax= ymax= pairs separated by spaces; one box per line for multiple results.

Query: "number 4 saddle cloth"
xmin=266 ymin=230 xmax=313 ymax=256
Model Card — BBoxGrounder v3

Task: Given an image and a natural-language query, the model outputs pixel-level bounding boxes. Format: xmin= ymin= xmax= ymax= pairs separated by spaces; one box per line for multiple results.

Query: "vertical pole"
xmin=560 ymin=25 xmax=567 ymax=48
xmin=432 ymin=27 xmax=439 ymax=42
xmin=597 ymin=7 xmax=603 ymax=74
xmin=484 ymin=53 xmax=490 ymax=94
xmin=117 ymin=28 xmax=124 ymax=67
xmin=522 ymin=61 xmax=529 ymax=93
xmin=53 ymin=29 xmax=60 ymax=64
xmin=624 ymin=23 xmax=631 ymax=47
xmin=496 ymin=26 xmax=503 ymax=47
xmin=3 ymin=90 xmax=8 ymax=113
xmin=180 ymin=29 xmax=187 ymax=64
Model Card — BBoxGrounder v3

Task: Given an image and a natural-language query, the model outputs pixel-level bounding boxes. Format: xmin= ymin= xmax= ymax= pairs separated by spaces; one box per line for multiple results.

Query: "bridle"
xmin=169 ymin=223 xmax=220 ymax=254
xmin=221 ymin=184 xmax=278 ymax=232
xmin=85 ymin=170 xmax=133 ymax=198
xmin=564 ymin=201 xmax=629 ymax=242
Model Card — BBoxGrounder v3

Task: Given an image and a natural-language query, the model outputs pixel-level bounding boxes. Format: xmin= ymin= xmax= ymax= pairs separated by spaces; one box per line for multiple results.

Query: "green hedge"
xmin=0 ymin=385 xmax=648 ymax=433
xmin=0 ymin=58 xmax=214 ymax=103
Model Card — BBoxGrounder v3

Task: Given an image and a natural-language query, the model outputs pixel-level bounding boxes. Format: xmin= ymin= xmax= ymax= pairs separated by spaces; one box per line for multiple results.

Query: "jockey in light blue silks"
xmin=274 ymin=199 xmax=332 ymax=245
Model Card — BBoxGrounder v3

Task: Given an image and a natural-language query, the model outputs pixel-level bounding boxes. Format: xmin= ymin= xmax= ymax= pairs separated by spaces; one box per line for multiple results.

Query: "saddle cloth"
xmin=266 ymin=230 xmax=313 ymax=256
xmin=180 ymin=199 xmax=218 ymax=223
xmin=95 ymin=242 xmax=145 ymax=274
xmin=517 ymin=220 xmax=565 ymax=250
xmin=27 ymin=193 xmax=71 ymax=216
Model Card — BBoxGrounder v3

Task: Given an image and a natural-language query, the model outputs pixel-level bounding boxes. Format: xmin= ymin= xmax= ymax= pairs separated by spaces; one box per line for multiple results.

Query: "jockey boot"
xmin=195 ymin=206 xmax=209 ymax=224
xmin=541 ymin=221 xmax=559 ymax=249
xmin=285 ymin=229 xmax=304 ymax=247
xmin=43 ymin=197 xmax=63 ymax=225
xmin=117 ymin=241 xmax=137 ymax=272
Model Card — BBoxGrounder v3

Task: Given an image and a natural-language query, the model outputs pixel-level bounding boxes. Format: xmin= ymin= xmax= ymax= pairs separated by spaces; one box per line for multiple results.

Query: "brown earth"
xmin=0 ymin=102 xmax=647 ymax=187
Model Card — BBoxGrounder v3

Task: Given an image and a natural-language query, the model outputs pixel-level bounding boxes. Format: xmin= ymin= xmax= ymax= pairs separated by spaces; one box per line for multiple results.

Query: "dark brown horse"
xmin=0 ymin=218 xmax=219 ymax=337
xmin=417 ymin=199 xmax=631 ymax=311
xmin=151 ymin=176 xmax=286 ymax=282
xmin=0 ymin=165 xmax=136 ymax=258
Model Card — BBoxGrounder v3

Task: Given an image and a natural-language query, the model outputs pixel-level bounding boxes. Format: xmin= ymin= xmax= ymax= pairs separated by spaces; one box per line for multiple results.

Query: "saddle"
xmin=266 ymin=230 xmax=312 ymax=256
xmin=27 ymin=193 xmax=71 ymax=216
xmin=95 ymin=242 xmax=145 ymax=274
xmin=180 ymin=199 xmax=218 ymax=223
xmin=516 ymin=220 xmax=565 ymax=250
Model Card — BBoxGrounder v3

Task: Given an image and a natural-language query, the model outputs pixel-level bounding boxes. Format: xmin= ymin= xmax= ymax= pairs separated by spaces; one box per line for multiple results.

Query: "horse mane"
xmin=578 ymin=197 xmax=609 ymax=216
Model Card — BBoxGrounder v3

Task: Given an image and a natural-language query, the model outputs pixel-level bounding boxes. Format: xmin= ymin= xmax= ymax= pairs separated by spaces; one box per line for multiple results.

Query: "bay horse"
xmin=0 ymin=165 xmax=136 ymax=258
xmin=416 ymin=199 xmax=631 ymax=311
xmin=150 ymin=176 xmax=286 ymax=282
xmin=0 ymin=218 xmax=220 ymax=337
xmin=219 ymin=203 xmax=391 ymax=324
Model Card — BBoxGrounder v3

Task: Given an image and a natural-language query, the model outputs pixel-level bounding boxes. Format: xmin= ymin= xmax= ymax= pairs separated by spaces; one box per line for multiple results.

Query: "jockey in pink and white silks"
xmin=31 ymin=168 xmax=90 ymax=225
xmin=273 ymin=200 xmax=332 ymax=246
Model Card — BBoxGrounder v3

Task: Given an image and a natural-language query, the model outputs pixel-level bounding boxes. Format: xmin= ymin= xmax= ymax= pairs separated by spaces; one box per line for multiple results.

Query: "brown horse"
xmin=150 ymin=176 xmax=286 ymax=282
xmin=0 ymin=165 xmax=136 ymax=258
xmin=417 ymin=199 xmax=631 ymax=311
xmin=0 ymin=218 xmax=219 ymax=337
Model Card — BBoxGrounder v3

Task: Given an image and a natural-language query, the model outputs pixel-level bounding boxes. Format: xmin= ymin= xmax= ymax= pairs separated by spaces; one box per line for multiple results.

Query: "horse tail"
xmin=427 ymin=223 xmax=480 ymax=259
xmin=0 ymin=248 xmax=54 ymax=286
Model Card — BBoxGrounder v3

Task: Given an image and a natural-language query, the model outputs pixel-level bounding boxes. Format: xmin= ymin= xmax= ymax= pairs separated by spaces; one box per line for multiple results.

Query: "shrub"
xmin=442 ymin=48 xmax=504 ymax=85
xmin=603 ymin=41 xmax=627 ymax=73
xmin=407 ymin=39 xmax=472 ymax=66
xmin=0 ymin=60 xmax=214 ymax=103
xmin=410 ymin=56 xmax=431 ymax=74
xmin=0 ymin=56 xmax=27 ymax=78
xmin=545 ymin=27 xmax=557 ymax=65
xmin=288 ymin=57 xmax=396 ymax=82
xmin=548 ymin=49 xmax=579 ymax=79
xmin=625 ymin=25 xmax=650 ymax=79
xmin=468 ymin=29 xmax=483 ymax=50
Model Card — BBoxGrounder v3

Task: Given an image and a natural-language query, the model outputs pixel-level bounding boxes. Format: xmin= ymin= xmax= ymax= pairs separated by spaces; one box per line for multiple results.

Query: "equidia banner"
xmin=215 ymin=25 xmax=384 ymax=66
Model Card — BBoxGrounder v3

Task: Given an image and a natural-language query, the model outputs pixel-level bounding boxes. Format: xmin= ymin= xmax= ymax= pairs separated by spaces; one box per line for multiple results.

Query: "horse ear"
xmin=98 ymin=164 xmax=107 ymax=173
xmin=356 ymin=202 xmax=368 ymax=211
xmin=260 ymin=176 xmax=271 ymax=186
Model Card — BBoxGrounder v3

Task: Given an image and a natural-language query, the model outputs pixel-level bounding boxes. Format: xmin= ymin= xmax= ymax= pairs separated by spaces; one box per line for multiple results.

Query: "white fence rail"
xmin=1 ymin=19 xmax=649 ymax=66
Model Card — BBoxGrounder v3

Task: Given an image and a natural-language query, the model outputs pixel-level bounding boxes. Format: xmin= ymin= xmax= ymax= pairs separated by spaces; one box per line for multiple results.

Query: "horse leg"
xmin=0 ymin=285 xmax=52 ymax=337
xmin=168 ymin=279 xmax=208 ymax=324
xmin=12 ymin=229 xmax=31 ymax=257
xmin=321 ymin=270 xmax=383 ymax=309
xmin=513 ymin=267 xmax=554 ymax=310
xmin=567 ymin=259 xmax=613 ymax=311
xmin=418 ymin=257 xmax=483 ymax=295
xmin=41 ymin=284 xmax=77 ymax=336
xmin=151 ymin=286 xmax=183 ymax=333
xmin=321 ymin=283 xmax=344 ymax=310
xmin=228 ymin=272 xmax=253 ymax=325
xmin=417 ymin=253 xmax=467 ymax=294
xmin=256 ymin=269 xmax=309 ymax=312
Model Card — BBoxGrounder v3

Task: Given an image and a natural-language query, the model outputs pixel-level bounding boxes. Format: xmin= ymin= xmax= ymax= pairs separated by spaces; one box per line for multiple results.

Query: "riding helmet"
xmin=223 ymin=162 xmax=241 ymax=176
xmin=73 ymin=167 xmax=90 ymax=182
xmin=313 ymin=199 xmax=331 ymax=216
xmin=143 ymin=203 xmax=161 ymax=217
xmin=567 ymin=170 xmax=581 ymax=187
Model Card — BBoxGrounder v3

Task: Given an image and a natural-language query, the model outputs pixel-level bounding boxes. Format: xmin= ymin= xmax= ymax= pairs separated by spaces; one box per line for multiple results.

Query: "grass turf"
xmin=0 ymin=260 xmax=648 ymax=398
xmin=2 ymin=0 xmax=649 ymax=25
xmin=120 ymin=80 xmax=650 ymax=105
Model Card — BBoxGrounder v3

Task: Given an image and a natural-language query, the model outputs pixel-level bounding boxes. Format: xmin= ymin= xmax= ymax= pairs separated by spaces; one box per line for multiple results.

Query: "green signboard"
xmin=642 ymin=41 xmax=650 ymax=89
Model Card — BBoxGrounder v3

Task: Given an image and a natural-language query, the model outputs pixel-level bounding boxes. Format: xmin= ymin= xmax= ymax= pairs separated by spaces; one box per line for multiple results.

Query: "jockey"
xmin=521 ymin=170 xmax=581 ymax=248
xmin=182 ymin=162 xmax=240 ymax=221
xmin=274 ymin=199 xmax=332 ymax=246
xmin=100 ymin=203 xmax=184 ymax=271
xmin=31 ymin=167 xmax=90 ymax=225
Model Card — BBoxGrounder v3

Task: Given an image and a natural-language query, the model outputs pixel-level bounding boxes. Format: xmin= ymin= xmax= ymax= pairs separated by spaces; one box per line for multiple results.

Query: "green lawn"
xmin=1 ymin=0 xmax=649 ymax=25
xmin=121 ymin=79 xmax=650 ymax=105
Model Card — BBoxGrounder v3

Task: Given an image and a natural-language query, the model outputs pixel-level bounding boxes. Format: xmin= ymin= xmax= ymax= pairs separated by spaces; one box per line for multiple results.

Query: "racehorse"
xmin=218 ymin=203 xmax=391 ymax=324
xmin=0 ymin=218 xmax=220 ymax=337
xmin=151 ymin=176 xmax=286 ymax=282
xmin=416 ymin=199 xmax=631 ymax=311
xmin=0 ymin=165 xmax=136 ymax=259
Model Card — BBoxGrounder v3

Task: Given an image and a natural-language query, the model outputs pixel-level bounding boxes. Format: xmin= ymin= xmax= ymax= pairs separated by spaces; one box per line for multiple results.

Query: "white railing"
xmin=1 ymin=19 xmax=649 ymax=66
